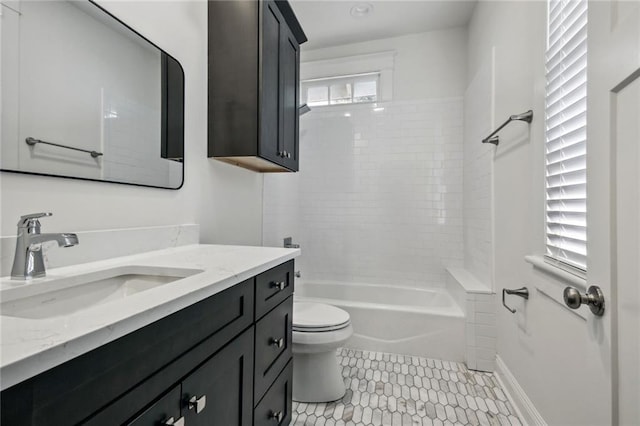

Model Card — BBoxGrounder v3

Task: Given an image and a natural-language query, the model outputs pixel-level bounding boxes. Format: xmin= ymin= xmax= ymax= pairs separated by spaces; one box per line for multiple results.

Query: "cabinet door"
xmin=127 ymin=386 xmax=182 ymax=426
xmin=259 ymin=0 xmax=284 ymax=167
xmin=181 ymin=327 xmax=254 ymax=426
xmin=279 ymin=24 xmax=300 ymax=171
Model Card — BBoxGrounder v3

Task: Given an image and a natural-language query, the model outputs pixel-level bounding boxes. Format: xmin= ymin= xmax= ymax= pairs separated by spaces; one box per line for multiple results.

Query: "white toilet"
xmin=292 ymin=302 xmax=353 ymax=402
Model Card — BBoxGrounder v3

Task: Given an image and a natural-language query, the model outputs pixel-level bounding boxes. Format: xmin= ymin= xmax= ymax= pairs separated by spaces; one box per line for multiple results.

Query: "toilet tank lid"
xmin=293 ymin=302 xmax=350 ymax=329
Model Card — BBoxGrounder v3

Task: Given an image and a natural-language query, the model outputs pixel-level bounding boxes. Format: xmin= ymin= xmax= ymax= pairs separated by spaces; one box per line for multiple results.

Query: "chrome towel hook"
xmin=502 ymin=287 xmax=529 ymax=313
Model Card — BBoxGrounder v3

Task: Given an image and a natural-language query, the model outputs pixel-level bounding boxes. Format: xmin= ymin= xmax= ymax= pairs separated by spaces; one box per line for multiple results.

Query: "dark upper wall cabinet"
xmin=208 ymin=0 xmax=307 ymax=173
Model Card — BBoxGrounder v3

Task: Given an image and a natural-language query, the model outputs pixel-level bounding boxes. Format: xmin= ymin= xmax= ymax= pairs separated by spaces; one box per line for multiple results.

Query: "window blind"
xmin=545 ymin=0 xmax=588 ymax=272
xmin=301 ymin=72 xmax=380 ymax=107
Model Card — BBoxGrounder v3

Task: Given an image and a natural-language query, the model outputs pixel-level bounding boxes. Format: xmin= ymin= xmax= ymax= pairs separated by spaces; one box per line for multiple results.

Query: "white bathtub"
xmin=294 ymin=281 xmax=465 ymax=361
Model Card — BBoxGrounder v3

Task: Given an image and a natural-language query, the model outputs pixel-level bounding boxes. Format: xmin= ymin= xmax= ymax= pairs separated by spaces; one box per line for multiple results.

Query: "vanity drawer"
xmin=127 ymin=386 xmax=182 ymax=426
xmin=254 ymin=296 xmax=293 ymax=403
xmin=254 ymin=360 xmax=293 ymax=426
xmin=255 ymin=260 xmax=294 ymax=319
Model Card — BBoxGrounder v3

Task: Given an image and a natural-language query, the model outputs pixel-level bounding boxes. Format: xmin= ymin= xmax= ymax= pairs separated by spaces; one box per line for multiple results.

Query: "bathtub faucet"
xmin=284 ymin=237 xmax=300 ymax=249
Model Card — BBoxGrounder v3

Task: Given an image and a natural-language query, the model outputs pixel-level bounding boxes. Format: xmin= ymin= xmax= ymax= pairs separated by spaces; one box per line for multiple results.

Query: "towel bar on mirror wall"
xmin=502 ymin=287 xmax=529 ymax=313
xmin=482 ymin=110 xmax=534 ymax=146
xmin=26 ymin=137 xmax=103 ymax=158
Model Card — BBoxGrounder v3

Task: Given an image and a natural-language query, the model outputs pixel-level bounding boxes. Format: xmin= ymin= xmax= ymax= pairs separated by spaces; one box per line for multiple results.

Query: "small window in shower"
xmin=301 ymin=72 xmax=379 ymax=107
xmin=306 ymin=85 xmax=329 ymax=107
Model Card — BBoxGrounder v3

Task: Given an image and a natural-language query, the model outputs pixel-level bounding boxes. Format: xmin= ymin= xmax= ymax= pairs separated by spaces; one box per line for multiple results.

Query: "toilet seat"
xmin=293 ymin=302 xmax=351 ymax=332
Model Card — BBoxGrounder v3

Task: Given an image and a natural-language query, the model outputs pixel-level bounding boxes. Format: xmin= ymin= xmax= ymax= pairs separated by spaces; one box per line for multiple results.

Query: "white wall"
xmin=301 ymin=28 xmax=468 ymax=101
xmin=467 ymin=2 xmax=611 ymax=424
xmin=0 ymin=1 xmax=263 ymax=264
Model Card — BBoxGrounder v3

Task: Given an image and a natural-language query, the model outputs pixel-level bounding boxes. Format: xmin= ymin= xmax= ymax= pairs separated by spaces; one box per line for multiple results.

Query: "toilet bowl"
xmin=292 ymin=302 xmax=353 ymax=403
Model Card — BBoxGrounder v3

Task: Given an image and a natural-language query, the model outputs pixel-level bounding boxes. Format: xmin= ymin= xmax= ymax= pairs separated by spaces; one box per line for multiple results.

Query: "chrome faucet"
xmin=11 ymin=212 xmax=79 ymax=279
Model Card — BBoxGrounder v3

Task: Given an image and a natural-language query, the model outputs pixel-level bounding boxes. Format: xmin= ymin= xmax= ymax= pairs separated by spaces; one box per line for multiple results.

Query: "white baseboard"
xmin=495 ymin=355 xmax=547 ymax=426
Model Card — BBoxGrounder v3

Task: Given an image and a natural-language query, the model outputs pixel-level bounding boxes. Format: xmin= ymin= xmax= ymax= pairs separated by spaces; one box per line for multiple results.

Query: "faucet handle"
xmin=18 ymin=212 xmax=52 ymax=227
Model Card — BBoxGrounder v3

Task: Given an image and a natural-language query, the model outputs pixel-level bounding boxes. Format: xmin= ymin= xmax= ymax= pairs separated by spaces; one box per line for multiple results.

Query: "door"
xmin=260 ymin=0 xmax=300 ymax=171
xmin=587 ymin=1 xmax=640 ymax=424
xmin=260 ymin=0 xmax=283 ymax=167
xmin=259 ymin=1 xmax=286 ymax=166
xmin=613 ymin=70 xmax=640 ymax=426
xmin=181 ymin=327 xmax=254 ymax=426
xmin=279 ymin=25 xmax=300 ymax=171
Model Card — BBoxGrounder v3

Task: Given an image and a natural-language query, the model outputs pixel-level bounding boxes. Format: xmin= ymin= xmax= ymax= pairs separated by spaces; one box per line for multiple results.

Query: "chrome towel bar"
xmin=482 ymin=110 xmax=533 ymax=146
xmin=502 ymin=287 xmax=529 ymax=313
xmin=26 ymin=137 xmax=103 ymax=158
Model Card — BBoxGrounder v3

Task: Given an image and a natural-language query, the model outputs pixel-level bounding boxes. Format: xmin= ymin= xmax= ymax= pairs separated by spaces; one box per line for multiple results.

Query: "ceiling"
xmin=290 ymin=0 xmax=477 ymax=51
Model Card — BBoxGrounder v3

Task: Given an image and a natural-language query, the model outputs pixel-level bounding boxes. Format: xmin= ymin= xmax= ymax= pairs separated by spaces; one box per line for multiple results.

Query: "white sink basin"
xmin=1 ymin=265 xmax=204 ymax=320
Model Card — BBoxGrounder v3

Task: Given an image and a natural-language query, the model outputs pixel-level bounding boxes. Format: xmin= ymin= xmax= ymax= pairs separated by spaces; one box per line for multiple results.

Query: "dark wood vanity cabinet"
xmin=128 ymin=328 xmax=254 ymax=426
xmin=0 ymin=260 xmax=295 ymax=426
xmin=208 ymin=0 xmax=307 ymax=173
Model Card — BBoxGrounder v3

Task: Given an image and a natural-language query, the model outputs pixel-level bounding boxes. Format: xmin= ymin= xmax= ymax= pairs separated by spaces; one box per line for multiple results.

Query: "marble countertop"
xmin=0 ymin=244 xmax=300 ymax=391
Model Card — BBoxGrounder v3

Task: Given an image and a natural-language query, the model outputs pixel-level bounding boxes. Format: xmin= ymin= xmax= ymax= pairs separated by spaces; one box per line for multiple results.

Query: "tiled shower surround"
xmin=263 ymin=98 xmax=464 ymax=287
xmin=462 ymin=61 xmax=494 ymax=287
xmin=291 ymin=348 xmax=521 ymax=426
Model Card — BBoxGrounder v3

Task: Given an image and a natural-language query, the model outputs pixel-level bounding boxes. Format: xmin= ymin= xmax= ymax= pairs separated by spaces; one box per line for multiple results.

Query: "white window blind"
xmin=301 ymin=72 xmax=379 ymax=107
xmin=544 ymin=0 xmax=588 ymax=273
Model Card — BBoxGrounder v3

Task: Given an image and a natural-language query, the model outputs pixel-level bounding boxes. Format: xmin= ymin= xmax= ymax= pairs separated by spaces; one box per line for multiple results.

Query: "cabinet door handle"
xmin=270 ymin=281 xmax=286 ymax=291
xmin=269 ymin=410 xmax=283 ymax=422
xmin=269 ymin=337 xmax=284 ymax=348
xmin=286 ymin=152 xmax=291 ymax=158
xmin=162 ymin=417 xmax=185 ymax=426
xmin=188 ymin=394 xmax=207 ymax=414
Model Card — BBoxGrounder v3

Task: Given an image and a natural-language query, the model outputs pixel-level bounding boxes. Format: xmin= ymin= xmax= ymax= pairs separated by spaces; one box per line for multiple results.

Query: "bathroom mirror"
xmin=1 ymin=0 xmax=185 ymax=189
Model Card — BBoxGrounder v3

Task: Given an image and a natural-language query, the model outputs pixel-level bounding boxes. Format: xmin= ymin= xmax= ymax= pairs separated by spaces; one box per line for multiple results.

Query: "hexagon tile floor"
xmin=290 ymin=348 xmax=522 ymax=426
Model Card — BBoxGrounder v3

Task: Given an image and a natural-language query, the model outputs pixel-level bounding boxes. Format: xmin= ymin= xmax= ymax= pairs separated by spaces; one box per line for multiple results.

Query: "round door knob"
xmin=563 ymin=287 xmax=582 ymax=309
xmin=563 ymin=285 xmax=605 ymax=316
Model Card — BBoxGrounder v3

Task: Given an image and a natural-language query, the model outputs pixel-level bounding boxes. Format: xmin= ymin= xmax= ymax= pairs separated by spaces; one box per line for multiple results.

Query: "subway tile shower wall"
xmin=263 ymin=98 xmax=464 ymax=288
xmin=463 ymin=62 xmax=493 ymax=286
